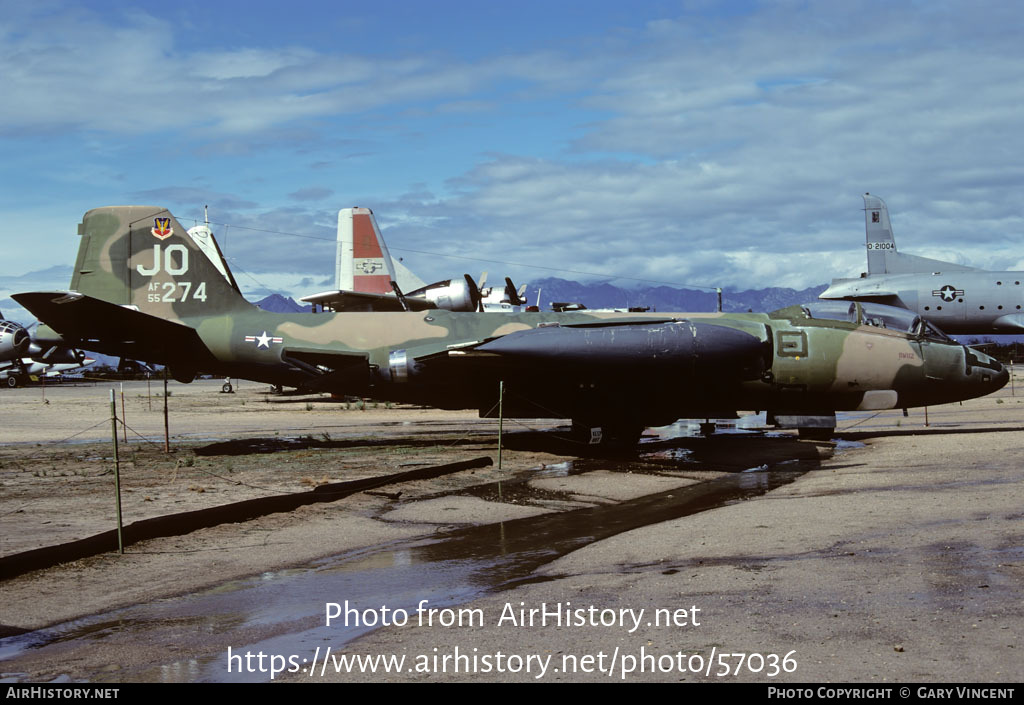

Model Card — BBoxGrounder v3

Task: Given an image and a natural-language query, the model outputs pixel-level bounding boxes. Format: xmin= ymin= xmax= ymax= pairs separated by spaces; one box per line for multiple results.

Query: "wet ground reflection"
xmin=0 ymin=433 xmax=826 ymax=682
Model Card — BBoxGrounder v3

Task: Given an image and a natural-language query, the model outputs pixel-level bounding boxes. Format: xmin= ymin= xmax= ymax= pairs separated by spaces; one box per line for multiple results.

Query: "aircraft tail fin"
xmin=863 ymin=193 xmax=896 ymax=275
xmin=336 ymin=208 xmax=425 ymax=295
xmin=862 ymin=194 xmax=976 ymax=275
xmin=70 ymin=206 xmax=255 ymax=320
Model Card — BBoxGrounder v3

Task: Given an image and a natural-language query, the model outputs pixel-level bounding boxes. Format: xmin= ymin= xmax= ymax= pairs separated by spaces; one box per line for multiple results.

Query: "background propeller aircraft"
xmin=14 ymin=206 xmax=1007 ymax=442
xmin=0 ymin=310 xmax=93 ymax=387
xmin=301 ymin=207 xmax=530 ymax=314
xmin=821 ymin=194 xmax=1024 ymax=333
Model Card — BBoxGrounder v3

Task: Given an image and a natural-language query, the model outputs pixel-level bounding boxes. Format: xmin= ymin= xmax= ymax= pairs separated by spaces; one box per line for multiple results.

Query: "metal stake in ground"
xmin=498 ymin=380 xmax=504 ymax=502
xmin=498 ymin=380 xmax=504 ymax=470
xmin=163 ymin=367 xmax=170 ymax=453
xmin=120 ymin=382 xmax=127 ymax=443
xmin=110 ymin=389 xmax=124 ymax=554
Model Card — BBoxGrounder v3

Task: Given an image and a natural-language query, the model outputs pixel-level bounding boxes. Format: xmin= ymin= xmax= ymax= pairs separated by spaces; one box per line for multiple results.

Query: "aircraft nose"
xmin=971 ymin=351 xmax=1008 ymax=392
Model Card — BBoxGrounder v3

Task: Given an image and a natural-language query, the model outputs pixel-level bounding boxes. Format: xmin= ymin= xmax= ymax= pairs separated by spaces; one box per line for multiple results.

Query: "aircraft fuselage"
xmin=821 ymin=271 xmax=1024 ymax=334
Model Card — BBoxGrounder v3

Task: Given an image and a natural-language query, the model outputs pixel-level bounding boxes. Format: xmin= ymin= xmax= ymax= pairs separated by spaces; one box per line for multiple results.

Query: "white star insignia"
xmin=256 ymin=331 xmax=272 ymax=348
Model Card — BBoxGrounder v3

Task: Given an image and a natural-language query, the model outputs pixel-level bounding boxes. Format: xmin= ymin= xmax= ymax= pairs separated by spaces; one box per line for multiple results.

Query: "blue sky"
xmin=3 ymin=0 xmax=1024 ymax=318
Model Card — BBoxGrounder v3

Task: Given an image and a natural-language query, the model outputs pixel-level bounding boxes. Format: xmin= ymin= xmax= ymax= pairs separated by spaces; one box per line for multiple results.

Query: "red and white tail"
xmin=336 ymin=208 xmax=424 ymax=294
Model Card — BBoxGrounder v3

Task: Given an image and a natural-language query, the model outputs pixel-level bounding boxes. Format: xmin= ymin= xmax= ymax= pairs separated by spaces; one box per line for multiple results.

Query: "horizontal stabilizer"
xmin=879 ymin=251 xmax=977 ymax=275
xmin=300 ymin=289 xmax=435 ymax=312
xmin=863 ymin=194 xmax=977 ymax=275
xmin=12 ymin=291 xmax=215 ymax=367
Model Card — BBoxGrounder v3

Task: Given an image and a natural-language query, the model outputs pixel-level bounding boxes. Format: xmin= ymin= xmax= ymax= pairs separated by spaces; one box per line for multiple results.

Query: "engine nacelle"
xmin=387 ymin=349 xmax=424 ymax=382
xmin=25 ymin=343 xmax=84 ymax=364
xmin=0 ymin=320 xmax=29 ymax=360
xmin=404 ymin=274 xmax=481 ymax=312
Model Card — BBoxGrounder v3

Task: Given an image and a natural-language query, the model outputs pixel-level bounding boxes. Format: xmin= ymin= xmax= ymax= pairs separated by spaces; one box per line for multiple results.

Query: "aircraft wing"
xmin=367 ymin=316 xmax=769 ymax=423
xmin=819 ymin=278 xmax=902 ymax=304
xmin=12 ymin=291 xmax=217 ymax=368
xmin=443 ymin=318 xmax=769 ymax=378
xmin=300 ymin=289 xmax=436 ymax=312
xmin=992 ymin=313 xmax=1024 ymax=332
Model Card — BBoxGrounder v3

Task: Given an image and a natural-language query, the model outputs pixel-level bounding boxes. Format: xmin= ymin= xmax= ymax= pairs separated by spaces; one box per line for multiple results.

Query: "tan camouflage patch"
xmin=277 ymin=312 xmax=448 ymax=349
xmin=490 ymin=321 xmax=533 ymax=337
xmin=830 ymin=328 xmax=923 ymax=392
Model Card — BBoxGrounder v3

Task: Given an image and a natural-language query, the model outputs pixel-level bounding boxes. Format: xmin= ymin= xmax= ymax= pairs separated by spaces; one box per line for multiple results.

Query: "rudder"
xmin=860 ymin=193 xmax=976 ymax=275
xmin=863 ymin=193 xmax=896 ymax=275
xmin=71 ymin=206 xmax=254 ymax=322
xmin=336 ymin=207 xmax=425 ymax=294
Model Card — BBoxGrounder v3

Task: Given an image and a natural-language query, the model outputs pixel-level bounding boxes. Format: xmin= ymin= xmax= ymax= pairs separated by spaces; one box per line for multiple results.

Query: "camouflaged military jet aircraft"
xmin=821 ymin=194 xmax=1024 ymax=333
xmin=14 ymin=206 xmax=1007 ymax=443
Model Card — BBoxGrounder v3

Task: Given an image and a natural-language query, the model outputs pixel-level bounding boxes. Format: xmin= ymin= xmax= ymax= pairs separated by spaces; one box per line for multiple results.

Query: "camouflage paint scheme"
xmin=14 ymin=206 xmax=1008 ymax=440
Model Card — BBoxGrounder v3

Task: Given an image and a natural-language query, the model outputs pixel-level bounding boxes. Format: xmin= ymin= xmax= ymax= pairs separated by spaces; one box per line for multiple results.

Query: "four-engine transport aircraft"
xmin=14 ymin=206 xmax=1008 ymax=443
xmin=0 ymin=310 xmax=93 ymax=387
xmin=0 ymin=355 xmax=97 ymax=387
xmin=820 ymin=194 xmax=1024 ymax=333
xmin=300 ymin=207 xmax=529 ymax=314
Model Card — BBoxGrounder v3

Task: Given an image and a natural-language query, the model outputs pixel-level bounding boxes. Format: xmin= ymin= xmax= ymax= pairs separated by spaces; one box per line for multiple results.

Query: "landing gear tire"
xmin=221 ymin=382 xmax=233 ymax=394
xmin=6 ymin=375 xmax=19 ymax=388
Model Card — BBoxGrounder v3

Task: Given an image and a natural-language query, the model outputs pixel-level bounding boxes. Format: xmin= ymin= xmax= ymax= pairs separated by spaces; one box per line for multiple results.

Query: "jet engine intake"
xmin=388 ymin=349 xmax=424 ymax=382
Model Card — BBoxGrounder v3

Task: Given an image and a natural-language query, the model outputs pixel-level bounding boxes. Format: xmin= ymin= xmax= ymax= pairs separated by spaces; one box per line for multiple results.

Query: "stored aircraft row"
xmin=13 ymin=206 xmax=1007 ymax=442
xmin=301 ymin=207 xmax=529 ymax=314
xmin=0 ymin=310 xmax=94 ymax=387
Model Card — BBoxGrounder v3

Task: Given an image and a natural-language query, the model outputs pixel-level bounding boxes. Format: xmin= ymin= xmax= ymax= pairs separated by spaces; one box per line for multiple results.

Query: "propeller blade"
xmin=504 ymin=277 xmax=525 ymax=305
xmin=464 ymin=274 xmax=482 ymax=312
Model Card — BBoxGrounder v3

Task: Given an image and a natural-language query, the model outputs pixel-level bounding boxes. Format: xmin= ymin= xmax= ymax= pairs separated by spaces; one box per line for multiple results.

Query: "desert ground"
xmin=1 ymin=374 xmax=1022 ymax=683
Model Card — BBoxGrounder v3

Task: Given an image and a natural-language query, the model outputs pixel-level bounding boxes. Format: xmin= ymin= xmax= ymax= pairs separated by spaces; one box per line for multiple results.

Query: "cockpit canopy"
xmin=800 ymin=301 xmax=953 ymax=342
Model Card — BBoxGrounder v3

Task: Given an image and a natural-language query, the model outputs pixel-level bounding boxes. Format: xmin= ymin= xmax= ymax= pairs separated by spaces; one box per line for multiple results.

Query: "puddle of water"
xmin=654 ymin=413 xmax=770 ymax=434
xmin=1 ymin=433 xmax=823 ymax=682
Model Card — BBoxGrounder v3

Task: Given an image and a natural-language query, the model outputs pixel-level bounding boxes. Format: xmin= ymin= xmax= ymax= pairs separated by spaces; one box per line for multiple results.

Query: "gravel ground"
xmin=1 ymin=375 xmax=1022 ymax=683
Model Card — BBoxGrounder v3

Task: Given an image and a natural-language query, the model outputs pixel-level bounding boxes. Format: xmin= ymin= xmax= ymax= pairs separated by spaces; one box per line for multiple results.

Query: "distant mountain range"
xmin=254 ymin=293 xmax=311 ymax=313
xmin=523 ymin=277 xmax=829 ymax=313
xmin=253 ymin=279 xmax=830 ymax=315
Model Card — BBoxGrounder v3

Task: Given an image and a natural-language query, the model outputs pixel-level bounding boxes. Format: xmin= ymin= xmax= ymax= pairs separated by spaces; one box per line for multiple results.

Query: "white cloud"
xmin=0 ymin=9 xmax=508 ymax=137
xmin=4 ymin=1 xmax=1024 ymax=294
